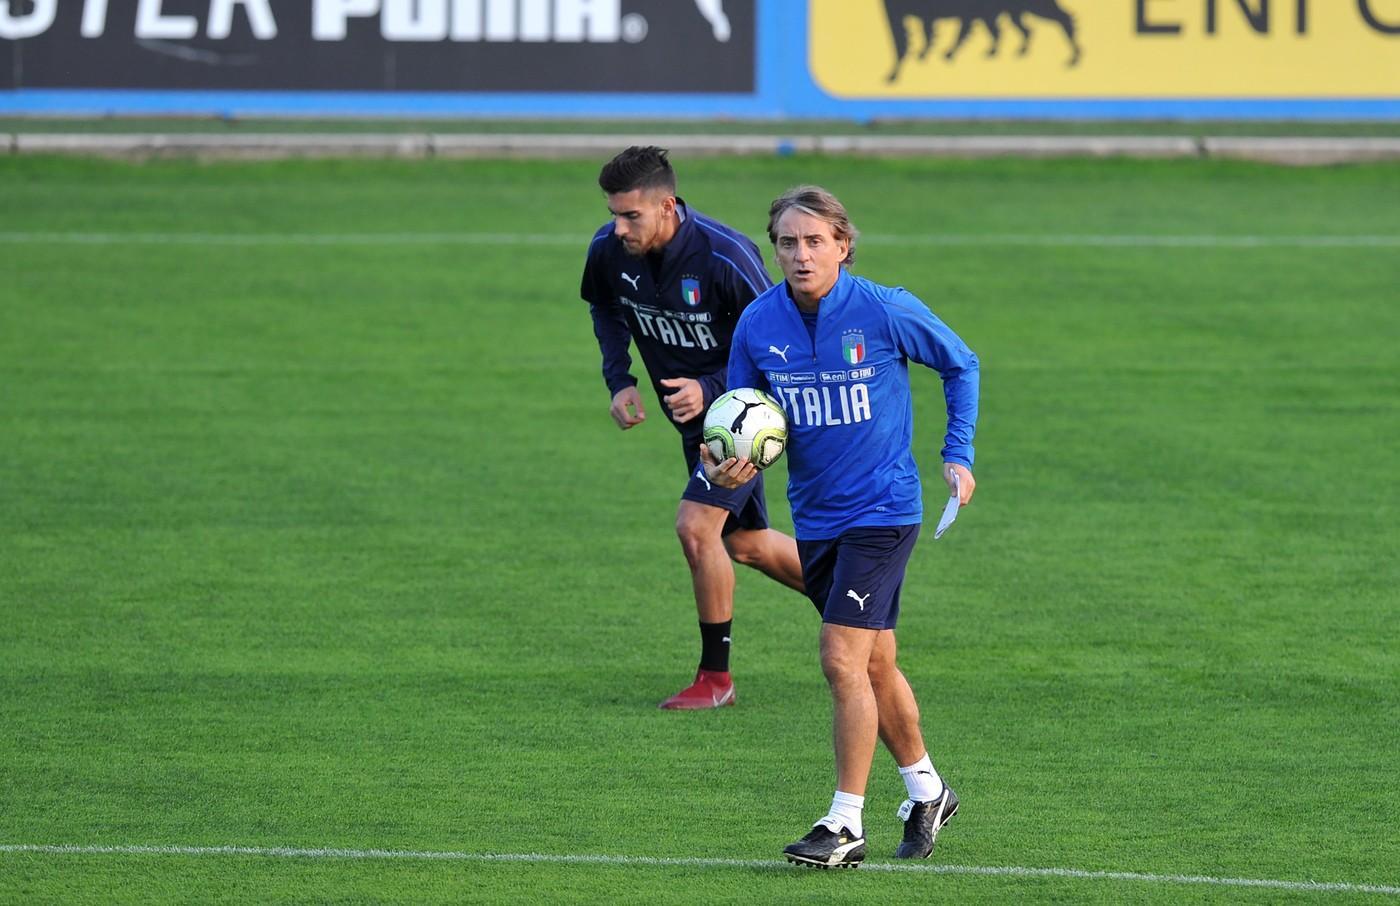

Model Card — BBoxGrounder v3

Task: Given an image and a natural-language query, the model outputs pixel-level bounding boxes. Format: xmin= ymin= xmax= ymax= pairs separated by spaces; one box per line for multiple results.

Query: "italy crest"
xmin=842 ymin=330 xmax=866 ymax=365
xmin=681 ymin=277 xmax=702 ymax=307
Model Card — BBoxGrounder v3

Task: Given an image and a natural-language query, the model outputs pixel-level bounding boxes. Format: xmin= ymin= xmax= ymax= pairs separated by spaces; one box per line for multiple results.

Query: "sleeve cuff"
xmin=941 ymin=447 xmax=974 ymax=470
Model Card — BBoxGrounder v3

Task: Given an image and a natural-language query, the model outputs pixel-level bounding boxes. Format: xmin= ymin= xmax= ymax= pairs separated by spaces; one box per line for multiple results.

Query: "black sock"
xmin=699 ymin=620 xmax=732 ymax=672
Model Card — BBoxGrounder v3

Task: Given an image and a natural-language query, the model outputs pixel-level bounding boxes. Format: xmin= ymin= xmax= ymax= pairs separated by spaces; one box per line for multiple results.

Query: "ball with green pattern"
xmin=702 ymin=388 xmax=789 ymax=471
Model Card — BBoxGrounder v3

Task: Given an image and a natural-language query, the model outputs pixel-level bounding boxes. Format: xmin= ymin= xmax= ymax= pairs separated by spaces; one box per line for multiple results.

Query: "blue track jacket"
xmin=581 ymin=200 xmax=772 ymax=449
xmin=728 ymin=270 xmax=979 ymax=539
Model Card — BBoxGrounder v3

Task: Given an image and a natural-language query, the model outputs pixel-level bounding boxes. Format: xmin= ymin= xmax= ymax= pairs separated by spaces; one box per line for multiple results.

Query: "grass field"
xmin=1 ymin=153 xmax=1398 ymax=904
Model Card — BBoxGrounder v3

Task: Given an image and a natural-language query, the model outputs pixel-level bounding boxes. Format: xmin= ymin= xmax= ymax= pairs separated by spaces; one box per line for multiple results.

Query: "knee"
xmin=675 ymin=513 xmax=715 ymax=565
xmin=867 ymin=655 xmax=900 ymax=695
xmin=675 ymin=520 xmax=701 ymax=565
xmin=820 ymin=646 xmax=868 ymax=692
xmin=821 ymin=657 xmax=863 ymax=693
xmin=723 ymin=530 xmax=764 ymax=569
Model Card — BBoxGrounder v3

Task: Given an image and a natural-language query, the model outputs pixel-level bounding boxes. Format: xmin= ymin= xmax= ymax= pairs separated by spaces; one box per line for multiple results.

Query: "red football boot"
xmin=658 ymin=669 xmax=736 ymax=710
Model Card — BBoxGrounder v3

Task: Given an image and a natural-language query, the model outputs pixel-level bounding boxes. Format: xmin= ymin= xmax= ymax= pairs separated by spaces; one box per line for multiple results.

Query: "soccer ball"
xmin=703 ymin=388 xmax=789 ymax=470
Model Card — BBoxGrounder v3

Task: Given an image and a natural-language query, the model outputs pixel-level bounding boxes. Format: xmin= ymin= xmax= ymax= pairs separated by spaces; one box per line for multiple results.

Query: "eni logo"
xmin=810 ymin=0 xmax=1397 ymax=100
xmin=882 ymin=0 xmax=1081 ymax=82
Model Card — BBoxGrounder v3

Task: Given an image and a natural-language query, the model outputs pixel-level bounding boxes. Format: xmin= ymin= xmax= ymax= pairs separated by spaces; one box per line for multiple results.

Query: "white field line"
xmin=0 ymin=231 xmax=1397 ymax=249
xmin=1 ymin=844 xmax=1398 ymax=896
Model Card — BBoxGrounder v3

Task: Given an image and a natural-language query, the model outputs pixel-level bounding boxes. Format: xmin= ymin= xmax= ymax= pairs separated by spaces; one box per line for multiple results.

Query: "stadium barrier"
xmin=2 ymin=1 xmax=1396 ymax=121
xmin=7 ymin=133 xmax=1400 ymax=164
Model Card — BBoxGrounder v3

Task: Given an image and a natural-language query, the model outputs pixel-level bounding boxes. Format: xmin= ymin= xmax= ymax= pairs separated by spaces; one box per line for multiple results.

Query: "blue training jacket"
xmin=581 ymin=200 xmax=773 ymax=449
xmin=728 ymin=269 xmax=979 ymax=539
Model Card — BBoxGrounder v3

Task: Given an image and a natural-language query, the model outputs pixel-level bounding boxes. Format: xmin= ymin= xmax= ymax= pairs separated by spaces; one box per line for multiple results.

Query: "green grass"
xmin=2 ymin=154 xmax=1398 ymax=903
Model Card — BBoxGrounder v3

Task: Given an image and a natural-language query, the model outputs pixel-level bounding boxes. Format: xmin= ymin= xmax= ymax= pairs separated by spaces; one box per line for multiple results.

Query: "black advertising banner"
xmin=0 ymin=0 xmax=756 ymax=92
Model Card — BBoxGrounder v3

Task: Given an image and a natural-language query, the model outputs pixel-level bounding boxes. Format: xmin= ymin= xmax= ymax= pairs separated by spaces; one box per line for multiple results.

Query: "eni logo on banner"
xmin=809 ymin=1 xmax=1400 ymax=97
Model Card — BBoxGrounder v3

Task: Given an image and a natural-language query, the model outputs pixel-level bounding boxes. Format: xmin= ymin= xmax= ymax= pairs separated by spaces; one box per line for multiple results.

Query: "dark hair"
xmin=598 ymin=146 xmax=677 ymax=196
xmin=767 ymin=185 xmax=859 ymax=267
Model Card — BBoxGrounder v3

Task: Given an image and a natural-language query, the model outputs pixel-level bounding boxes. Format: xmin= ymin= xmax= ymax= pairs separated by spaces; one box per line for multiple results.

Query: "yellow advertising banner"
xmin=810 ymin=0 xmax=1400 ymax=98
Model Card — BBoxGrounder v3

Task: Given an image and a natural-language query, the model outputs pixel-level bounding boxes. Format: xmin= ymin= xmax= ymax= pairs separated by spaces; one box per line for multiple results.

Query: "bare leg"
xmin=820 ymin=623 xmax=881 ymax=796
xmin=868 ymin=630 xmax=927 ymax=766
xmin=676 ymin=499 xmax=737 ymax=623
xmin=724 ymin=527 xmax=805 ymax=592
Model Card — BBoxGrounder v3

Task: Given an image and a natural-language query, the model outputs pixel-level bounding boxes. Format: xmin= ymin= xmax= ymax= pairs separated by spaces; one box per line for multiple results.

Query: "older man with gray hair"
xmin=703 ymin=185 xmax=980 ymax=868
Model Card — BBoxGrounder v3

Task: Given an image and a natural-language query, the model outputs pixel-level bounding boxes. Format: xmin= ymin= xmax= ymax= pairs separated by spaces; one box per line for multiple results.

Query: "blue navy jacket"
xmin=729 ymin=270 xmax=979 ymax=539
xmin=581 ymin=200 xmax=773 ymax=443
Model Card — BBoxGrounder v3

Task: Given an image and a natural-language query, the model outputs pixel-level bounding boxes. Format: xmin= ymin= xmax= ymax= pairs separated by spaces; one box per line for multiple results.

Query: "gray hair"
xmin=766 ymin=185 xmax=858 ymax=266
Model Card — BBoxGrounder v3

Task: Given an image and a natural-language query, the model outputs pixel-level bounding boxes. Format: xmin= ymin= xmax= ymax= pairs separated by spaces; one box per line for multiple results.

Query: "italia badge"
xmin=842 ymin=330 xmax=866 ymax=365
xmin=681 ymin=277 xmax=702 ymax=307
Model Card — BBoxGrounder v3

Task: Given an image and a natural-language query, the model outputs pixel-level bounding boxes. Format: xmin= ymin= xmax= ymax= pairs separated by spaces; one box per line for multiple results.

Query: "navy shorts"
xmin=681 ymin=437 xmax=770 ymax=537
xmin=798 ymin=524 xmax=922 ymax=630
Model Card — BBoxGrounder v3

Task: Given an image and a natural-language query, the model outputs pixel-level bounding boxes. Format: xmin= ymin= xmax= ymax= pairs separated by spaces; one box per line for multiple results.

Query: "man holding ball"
xmin=704 ymin=185 xmax=980 ymax=867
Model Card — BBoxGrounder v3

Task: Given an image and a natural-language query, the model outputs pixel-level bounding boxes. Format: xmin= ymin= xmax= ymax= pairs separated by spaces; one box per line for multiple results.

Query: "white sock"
xmin=898 ymin=754 xmax=945 ymax=802
xmin=817 ymin=790 xmax=865 ymax=838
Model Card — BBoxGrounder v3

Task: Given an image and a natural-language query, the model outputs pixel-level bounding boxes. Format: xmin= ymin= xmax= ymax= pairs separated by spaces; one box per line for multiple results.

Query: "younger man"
xmin=581 ymin=147 xmax=805 ymax=709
